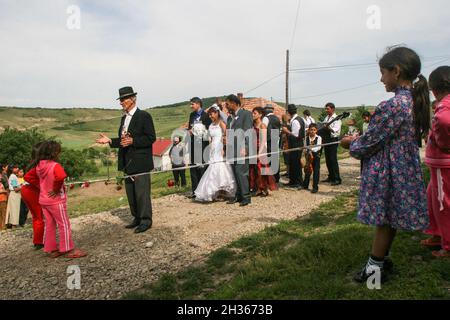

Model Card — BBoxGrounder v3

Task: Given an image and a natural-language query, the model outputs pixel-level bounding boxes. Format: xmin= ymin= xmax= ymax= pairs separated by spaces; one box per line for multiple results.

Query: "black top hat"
xmin=117 ymin=87 xmax=138 ymax=100
xmin=287 ymin=104 xmax=297 ymax=113
xmin=264 ymin=104 xmax=274 ymax=111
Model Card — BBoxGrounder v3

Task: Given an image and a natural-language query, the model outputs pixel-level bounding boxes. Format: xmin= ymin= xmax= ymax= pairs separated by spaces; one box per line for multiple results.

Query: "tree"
xmin=0 ymin=128 xmax=48 ymax=168
xmin=0 ymin=128 xmax=99 ymax=179
xmin=59 ymin=149 xmax=99 ymax=180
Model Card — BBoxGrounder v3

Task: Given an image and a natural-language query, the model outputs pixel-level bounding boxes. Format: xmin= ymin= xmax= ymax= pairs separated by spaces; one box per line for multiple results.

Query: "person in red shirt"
xmin=35 ymin=141 xmax=86 ymax=259
xmin=22 ymin=143 xmax=45 ymax=249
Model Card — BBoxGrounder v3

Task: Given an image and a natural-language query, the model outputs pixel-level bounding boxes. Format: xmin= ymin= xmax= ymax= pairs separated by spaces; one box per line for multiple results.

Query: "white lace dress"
xmin=194 ymin=123 xmax=237 ymax=202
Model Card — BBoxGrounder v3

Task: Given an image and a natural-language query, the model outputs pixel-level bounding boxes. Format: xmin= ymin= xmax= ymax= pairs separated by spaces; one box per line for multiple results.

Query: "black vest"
xmin=306 ymin=136 xmax=322 ymax=155
xmin=266 ymin=114 xmax=281 ymax=142
xmin=288 ymin=116 xmax=305 ymax=148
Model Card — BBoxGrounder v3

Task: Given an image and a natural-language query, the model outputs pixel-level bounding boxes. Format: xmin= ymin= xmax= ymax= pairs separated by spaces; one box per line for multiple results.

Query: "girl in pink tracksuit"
xmin=36 ymin=141 xmax=86 ymax=259
xmin=422 ymin=66 xmax=450 ymax=258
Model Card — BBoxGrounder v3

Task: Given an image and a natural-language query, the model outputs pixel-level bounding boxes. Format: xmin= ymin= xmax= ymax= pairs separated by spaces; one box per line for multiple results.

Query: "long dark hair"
xmin=39 ymin=141 xmax=62 ymax=161
xmin=27 ymin=142 xmax=45 ymax=171
xmin=429 ymin=66 xmax=450 ymax=95
xmin=379 ymin=46 xmax=430 ymax=143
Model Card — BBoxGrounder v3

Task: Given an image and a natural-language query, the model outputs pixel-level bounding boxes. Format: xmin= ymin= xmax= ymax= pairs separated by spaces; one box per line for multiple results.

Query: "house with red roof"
xmin=152 ymin=138 xmax=173 ymax=171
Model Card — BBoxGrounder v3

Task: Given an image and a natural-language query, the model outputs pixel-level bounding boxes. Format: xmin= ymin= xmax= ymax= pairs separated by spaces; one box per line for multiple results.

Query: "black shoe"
xmin=134 ymin=224 xmax=152 ymax=234
xmin=331 ymin=181 xmax=342 ymax=186
xmin=311 ymin=189 xmax=318 ymax=194
xmin=239 ymin=201 xmax=251 ymax=207
xmin=125 ymin=221 xmax=140 ymax=229
xmin=321 ymin=178 xmax=332 ymax=183
xmin=353 ymin=266 xmax=386 ymax=283
xmin=384 ymin=258 xmax=394 ymax=273
xmin=300 ymin=185 xmax=309 ymax=190
xmin=227 ymin=198 xmax=243 ymax=204
xmin=283 ymin=183 xmax=301 ymax=188
xmin=34 ymin=244 xmax=44 ymax=250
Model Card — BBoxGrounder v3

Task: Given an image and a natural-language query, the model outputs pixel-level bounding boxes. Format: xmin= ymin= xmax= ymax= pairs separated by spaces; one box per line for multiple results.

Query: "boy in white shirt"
xmin=302 ymin=123 xmax=322 ymax=193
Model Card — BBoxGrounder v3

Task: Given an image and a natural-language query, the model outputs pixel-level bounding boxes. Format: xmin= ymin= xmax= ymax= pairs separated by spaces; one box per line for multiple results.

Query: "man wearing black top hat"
xmin=96 ymin=87 xmax=156 ymax=234
xmin=281 ymin=104 xmax=305 ymax=188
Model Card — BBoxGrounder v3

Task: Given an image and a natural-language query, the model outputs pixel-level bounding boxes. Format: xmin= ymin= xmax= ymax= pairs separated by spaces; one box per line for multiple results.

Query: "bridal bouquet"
xmin=192 ymin=122 xmax=208 ymax=140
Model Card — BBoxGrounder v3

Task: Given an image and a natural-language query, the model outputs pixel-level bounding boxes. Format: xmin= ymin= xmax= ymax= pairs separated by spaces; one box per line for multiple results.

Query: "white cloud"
xmin=0 ymin=0 xmax=448 ymax=108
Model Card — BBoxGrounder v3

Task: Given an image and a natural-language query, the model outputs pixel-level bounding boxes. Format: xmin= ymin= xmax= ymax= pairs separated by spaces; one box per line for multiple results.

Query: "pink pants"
xmin=426 ymin=167 xmax=450 ymax=251
xmin=42 ymin=202 xmax=74 ymax=253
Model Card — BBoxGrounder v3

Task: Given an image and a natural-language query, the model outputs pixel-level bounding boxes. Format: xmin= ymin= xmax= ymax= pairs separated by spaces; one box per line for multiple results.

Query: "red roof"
xmin=153 ymin=139 xmax=172 ymax=157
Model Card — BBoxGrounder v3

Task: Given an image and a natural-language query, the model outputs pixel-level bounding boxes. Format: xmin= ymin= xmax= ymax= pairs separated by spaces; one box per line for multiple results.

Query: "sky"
xmin=0 ymin=0 xmax=449 ymax=109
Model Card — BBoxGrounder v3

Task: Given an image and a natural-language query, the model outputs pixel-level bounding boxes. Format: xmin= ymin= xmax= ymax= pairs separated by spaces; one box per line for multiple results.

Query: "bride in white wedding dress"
xmin=194 ymin=106 xmax=237 ymax=202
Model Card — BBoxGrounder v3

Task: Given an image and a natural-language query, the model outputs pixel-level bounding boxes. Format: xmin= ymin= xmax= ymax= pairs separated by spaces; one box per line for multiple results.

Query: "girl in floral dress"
xmin=343 ymin=46 xmax=430 ymax=282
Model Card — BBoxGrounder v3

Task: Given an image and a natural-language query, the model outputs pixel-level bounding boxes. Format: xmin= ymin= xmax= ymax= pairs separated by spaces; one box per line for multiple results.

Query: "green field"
xmin=0 ymin=100 xmax=370 ymax=150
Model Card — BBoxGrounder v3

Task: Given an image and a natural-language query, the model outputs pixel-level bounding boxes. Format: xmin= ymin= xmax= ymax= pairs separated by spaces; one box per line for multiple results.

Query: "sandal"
xmin=421 ymin=237 xmax=441 ymax=247
xmin=49 ymin=251 xmax=65 ymax=259
xmin=432 ymin=250 xmax=450 ymax=258
xmin=64 ymin=249 xmax=87 ymax=259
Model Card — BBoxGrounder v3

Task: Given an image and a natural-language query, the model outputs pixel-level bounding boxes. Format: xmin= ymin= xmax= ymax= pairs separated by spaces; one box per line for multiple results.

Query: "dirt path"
xmin=0 ymin=157 xmax=361 ymax=300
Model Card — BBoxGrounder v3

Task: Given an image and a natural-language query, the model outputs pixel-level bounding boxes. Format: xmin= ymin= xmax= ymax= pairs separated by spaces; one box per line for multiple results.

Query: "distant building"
xmin=152 ymin=138 xmax=173 ymax=171
xmin=239 ymin=95 xmax=286 ymax=119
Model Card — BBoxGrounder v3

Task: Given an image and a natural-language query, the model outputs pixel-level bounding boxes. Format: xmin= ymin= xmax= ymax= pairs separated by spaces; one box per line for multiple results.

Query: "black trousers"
xmin=303 ymin=154 xmax=321 ymax=190
xmin=19 ymin=200 xmax=28 ymax=226
xmin=190 ymin=166 xmax=206 ymax=194
xmin=288 ymin=150 xmax=303 ymax=186
xmin=172 ymin=165 xmax=186 ymax=187
xmin=324 ymin=137 xmax=341 ymax=182
xmin=125 ymin=174 xmax=152 ymax=227
xmin=231 ymin=163 xmax=251 ymax=202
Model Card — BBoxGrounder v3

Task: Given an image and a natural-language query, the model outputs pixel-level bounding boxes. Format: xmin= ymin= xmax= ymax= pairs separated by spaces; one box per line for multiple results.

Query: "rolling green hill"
xmin=0 ymin=100 xmax=370 ymax=150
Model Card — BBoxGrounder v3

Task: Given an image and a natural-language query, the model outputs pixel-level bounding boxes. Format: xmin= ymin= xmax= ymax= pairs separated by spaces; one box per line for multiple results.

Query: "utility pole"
xmin=285 ymin=49 xmax=290 ymax=108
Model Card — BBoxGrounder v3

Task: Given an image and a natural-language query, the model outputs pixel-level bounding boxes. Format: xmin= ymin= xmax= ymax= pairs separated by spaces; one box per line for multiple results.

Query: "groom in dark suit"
xmin=187 ymin=97 xmax=212 ymax=199
xmin=225 ymin=94 xmax=253 ymax=207
xmin=96 ymin=87 xmax=156 ymax=233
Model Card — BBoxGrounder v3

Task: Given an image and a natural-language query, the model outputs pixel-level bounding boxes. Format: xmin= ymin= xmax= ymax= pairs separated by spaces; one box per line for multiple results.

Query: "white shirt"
xmin=303 ymin=116 xmax=315 ymax=132
xmin=290 ymin=114 xmax=301 ymax=138
xmin=307 ymin=135 xmax=322 ymax=153
xmin=262 ymin=113 xmax=274 ymax=127
xmin=324 ymin=113 xmax=341 ymax=138
xmin=122 ymin=106 xmax=137 ymax=135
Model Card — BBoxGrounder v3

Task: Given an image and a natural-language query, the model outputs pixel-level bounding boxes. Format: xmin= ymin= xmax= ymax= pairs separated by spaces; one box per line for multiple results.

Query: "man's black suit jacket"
xmin=111 ymin=109 xmax=156 ymax=175
xmin=188 ymin=110 xmax=212 ymax=164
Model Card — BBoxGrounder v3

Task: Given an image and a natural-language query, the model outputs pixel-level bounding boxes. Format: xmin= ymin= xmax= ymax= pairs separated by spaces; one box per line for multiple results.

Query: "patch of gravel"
xmin=0 ymin=157 xmax=361 ymax=300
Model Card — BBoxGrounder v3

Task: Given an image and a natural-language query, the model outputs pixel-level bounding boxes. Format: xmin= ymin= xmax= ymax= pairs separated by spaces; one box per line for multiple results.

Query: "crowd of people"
xmin=0 ymin=141 xmax=87 ymax=258
xmin=1 ymin=46 xmax=449 ymax=286
xmin=168 ymin=97 xmax=347 ymax=201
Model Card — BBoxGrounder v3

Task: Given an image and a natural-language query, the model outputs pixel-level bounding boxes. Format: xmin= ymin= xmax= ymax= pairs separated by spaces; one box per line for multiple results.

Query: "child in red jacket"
xmin=36 ymin=141 xmax=86 ymax=259
xmin=22 ymin=142 xmax=45 ymax=249
xmin=422 ymin=66 xmax=450 ymax=258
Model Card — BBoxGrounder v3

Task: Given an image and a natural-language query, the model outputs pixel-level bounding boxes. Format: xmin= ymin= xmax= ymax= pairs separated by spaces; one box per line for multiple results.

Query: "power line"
xmin=290 ymin=82 xmax=379 ymax=100
xmin=290 ymin=55 xmax=450 ymax=73
xmin=289 ymin=0 xmax=302 ymax=51
xmin=244 ymin=72 xmax=285 ymax=95
xmin=288 ymin=58 xmax=450 ymax=101
xmin=243 ymin=55 xmax=450 ymax=97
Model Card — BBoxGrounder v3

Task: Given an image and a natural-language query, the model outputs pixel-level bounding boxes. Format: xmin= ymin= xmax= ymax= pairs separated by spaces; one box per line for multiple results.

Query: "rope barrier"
xmin=65 ymin=140 xmax=342 ymax=186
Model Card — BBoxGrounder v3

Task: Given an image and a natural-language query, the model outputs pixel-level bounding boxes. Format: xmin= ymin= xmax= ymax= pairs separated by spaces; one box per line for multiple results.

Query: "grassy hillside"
xmin=0 ymin=100 xmax=370 ymax=150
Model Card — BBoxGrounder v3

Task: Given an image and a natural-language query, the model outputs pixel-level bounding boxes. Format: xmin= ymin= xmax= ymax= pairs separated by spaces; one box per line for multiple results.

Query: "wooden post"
xmin=285 ymin=49 xmax=290 ymax=108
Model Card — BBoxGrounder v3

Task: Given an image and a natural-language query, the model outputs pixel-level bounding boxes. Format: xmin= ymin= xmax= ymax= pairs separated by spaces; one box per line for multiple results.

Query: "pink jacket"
xmin=36 ymin=160 xmax=67 ymax=206
xmin=425 ymin=94 xmax=450 ymax=169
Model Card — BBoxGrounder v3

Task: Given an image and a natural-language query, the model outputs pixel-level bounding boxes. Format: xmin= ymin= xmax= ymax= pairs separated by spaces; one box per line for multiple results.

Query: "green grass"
xmin=124 ymin=191 xmax=450 ymax=300
xmin=65 ymin=168 xmax=192 ymax=218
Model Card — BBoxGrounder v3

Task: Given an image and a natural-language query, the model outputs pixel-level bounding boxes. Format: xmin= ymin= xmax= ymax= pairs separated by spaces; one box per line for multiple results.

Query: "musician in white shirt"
xmin=302 ymin=110 xmax=316 ymax=134
xmin=322 ymin=103 xmax=342 ymax=185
